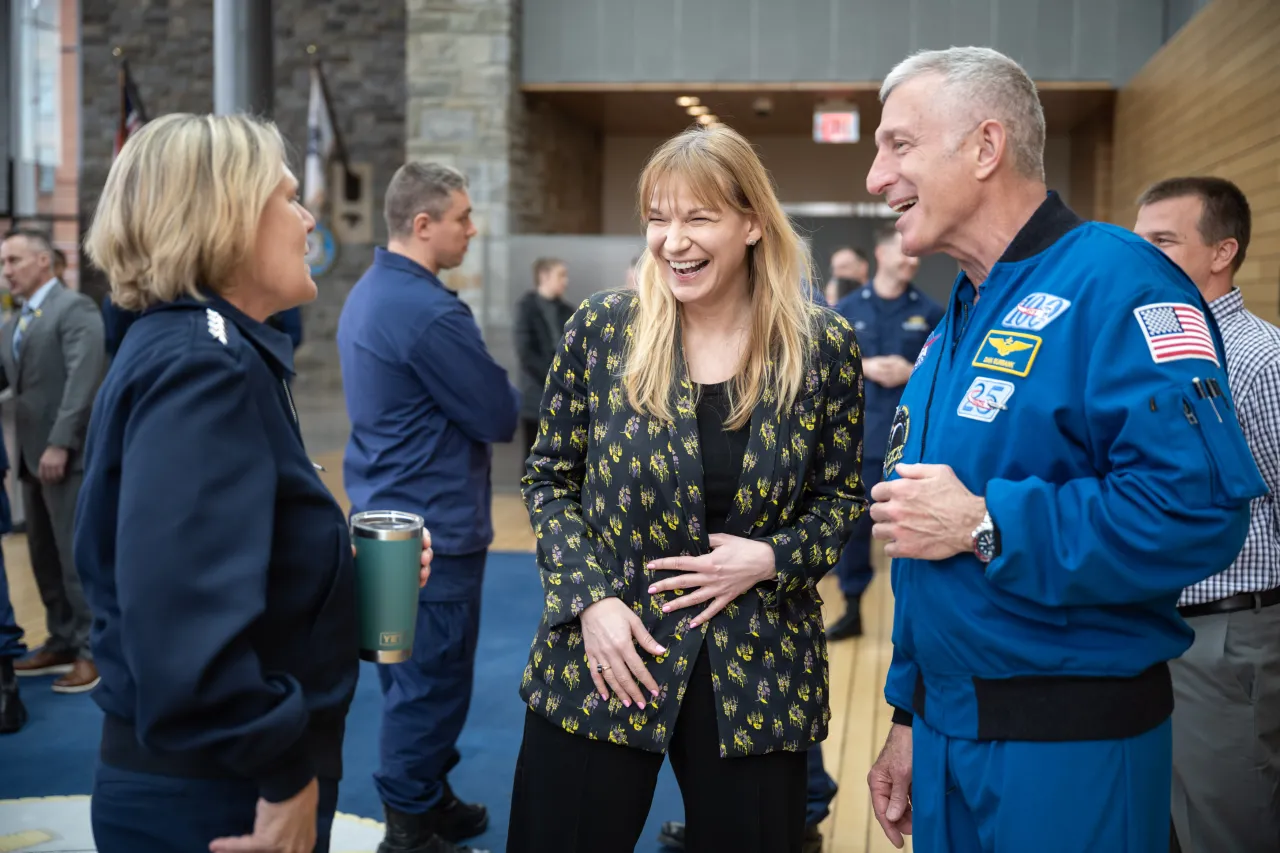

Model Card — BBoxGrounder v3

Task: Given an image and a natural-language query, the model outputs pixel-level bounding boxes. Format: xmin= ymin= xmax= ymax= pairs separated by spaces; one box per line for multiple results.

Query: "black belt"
xmin=1178 ymin=587 xmax=1280 ymax=619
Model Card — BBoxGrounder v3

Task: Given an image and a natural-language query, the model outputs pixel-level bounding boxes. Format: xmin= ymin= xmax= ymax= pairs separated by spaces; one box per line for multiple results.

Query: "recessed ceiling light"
xmin=687 ymin=105 xmax=709 ymax=116
xmin=676 ymin=96 xmax=700 ymax=107
xmin=697 ymin=114 xmax=718 ymax=126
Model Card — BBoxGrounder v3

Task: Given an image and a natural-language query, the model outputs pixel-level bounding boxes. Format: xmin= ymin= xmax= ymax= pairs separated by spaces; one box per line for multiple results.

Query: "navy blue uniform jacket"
xmin=338 ymin=248 xmax=519 ymax=557
xmin=835 ymin=283 xmax=944 ymax=460
xmin=884 ymin=194 xmax=1267 ymax=741
xmin=75 ymin=293 xmax=358 ymax=803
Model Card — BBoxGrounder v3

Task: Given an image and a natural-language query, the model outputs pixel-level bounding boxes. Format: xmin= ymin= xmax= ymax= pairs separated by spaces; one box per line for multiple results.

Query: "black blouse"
xmin=697 ymin=382 xmax=750 ymax=534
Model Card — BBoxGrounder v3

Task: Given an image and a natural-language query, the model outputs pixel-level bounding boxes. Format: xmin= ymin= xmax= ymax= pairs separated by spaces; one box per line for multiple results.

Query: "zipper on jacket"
xmin=281 ymin=378 xmax=299 ymax=425
xmin=918 ymin=284 xmax=979 ymax=462
xmin=282 ymin=377 xmax=325 ymax=471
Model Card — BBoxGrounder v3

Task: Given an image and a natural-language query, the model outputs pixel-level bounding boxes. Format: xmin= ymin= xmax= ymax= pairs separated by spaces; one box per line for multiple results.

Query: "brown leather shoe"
xmin=13 ymin=647 xmax=76 ymax=677
xmin=52 ymin=659 xmax=100 ymax=694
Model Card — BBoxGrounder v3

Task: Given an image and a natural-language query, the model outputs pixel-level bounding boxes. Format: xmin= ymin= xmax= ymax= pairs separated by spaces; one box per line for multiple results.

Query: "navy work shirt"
xmin=338 ymin=248 xmax=519 ymax=556
xmin=835 ymin=283 xmax=944 ymax=460
xmin=75 ymin=292 xmax=358 ymax=803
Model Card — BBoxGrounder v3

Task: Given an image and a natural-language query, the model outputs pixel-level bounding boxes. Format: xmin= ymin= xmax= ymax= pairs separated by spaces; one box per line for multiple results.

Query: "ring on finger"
xmin=596 ymin=663 xmax=612 ymax=674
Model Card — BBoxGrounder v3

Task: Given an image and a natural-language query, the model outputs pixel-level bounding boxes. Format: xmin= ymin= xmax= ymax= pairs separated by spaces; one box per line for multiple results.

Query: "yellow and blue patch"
xmin=972 ymin=330 xmax=1041 ymax=377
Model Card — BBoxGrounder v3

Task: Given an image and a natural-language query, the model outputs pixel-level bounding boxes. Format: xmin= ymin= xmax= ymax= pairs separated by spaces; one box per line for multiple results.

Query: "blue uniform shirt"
xmin=884 ymin=194 xmax=1267 ymax=741
xmin=835 ymin=283 xmax=944 ymax=460
xmin=338 ymin=248 xmax=519 ymax=557
xmin=75 ymin=293 xmax=358 ymax=802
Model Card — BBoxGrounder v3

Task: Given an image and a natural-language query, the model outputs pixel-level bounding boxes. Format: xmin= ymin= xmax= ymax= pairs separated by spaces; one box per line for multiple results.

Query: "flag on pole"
xmin=305 ymin=62 xmax=338 ymax=215
xmin=114 ymin=60 xmax=148 ymax=159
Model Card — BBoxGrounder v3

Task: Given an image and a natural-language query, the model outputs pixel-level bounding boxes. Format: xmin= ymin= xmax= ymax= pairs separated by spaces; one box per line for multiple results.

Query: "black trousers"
xmin=507 ymin=643 xmax=808 ymax=852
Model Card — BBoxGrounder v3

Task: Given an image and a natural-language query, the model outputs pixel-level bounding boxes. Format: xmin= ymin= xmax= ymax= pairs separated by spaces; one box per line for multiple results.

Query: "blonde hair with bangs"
xmin=626 ymin=125 xmax=815 ymax=429
xmin=85 ymin=113 xmax=287 ymax=311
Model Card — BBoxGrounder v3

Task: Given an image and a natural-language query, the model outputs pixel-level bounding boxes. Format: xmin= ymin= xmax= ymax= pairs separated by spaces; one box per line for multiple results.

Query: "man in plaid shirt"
xmin=1136 ymin=177 xmax=1280 ymax=853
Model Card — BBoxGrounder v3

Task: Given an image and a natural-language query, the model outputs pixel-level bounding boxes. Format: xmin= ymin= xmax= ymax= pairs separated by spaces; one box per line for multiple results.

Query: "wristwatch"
xmin=971 ymin=511 xmax=999 ymax=563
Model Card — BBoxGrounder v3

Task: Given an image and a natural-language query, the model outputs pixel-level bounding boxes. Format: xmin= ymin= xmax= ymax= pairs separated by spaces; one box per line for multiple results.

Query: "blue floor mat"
xmin=0 ymin=551 xmax=684 ymax=851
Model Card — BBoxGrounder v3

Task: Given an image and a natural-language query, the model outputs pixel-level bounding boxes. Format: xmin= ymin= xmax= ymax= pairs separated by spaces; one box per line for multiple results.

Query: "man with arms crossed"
xmin=1135 ymin=176 xmax=1280 ymax=853
xmin=862 ymin=48 xmax=1264 ymax=851
xmin=339 ymin=163 xmax=516 ymax=853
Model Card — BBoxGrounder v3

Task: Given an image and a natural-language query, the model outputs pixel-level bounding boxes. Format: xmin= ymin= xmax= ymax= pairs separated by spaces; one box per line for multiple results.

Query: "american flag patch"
xmin=1133 ymin=302 xmax=1219 ymax=367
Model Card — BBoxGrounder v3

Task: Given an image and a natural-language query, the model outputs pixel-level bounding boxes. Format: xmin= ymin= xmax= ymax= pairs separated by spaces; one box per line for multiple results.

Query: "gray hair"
xmin=880 ymin=47 xmax=1046 ymax=182
xmin=384 ymin=161 xmax=469 ymax=238
xmin=3 ymin=228 xmax=55 ymax=264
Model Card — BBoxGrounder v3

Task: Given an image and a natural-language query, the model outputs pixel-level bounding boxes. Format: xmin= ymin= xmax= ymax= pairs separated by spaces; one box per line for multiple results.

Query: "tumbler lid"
xmin=351 ymin=510 xmax=424 ymax=541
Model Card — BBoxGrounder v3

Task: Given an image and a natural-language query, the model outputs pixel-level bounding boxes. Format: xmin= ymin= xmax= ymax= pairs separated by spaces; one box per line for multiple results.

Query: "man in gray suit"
xmin=0 ymin=230 xmax=105 ymax=693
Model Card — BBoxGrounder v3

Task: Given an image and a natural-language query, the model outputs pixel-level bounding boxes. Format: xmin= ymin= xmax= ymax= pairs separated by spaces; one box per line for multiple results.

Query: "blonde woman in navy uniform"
xmin=507 ymin=124 xmax=867 ymax=852
xmin=76 ymin=113 xmax=432 ymax=853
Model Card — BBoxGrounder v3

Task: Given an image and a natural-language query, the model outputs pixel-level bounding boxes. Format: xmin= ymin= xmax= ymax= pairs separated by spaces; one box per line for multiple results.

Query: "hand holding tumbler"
xmin=351 ymin=510 xmax=424 ymax=663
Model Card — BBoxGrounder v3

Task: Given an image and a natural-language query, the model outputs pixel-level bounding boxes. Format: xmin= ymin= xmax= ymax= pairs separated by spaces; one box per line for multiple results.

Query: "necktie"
xmin=12 ymin=305 xmax=33 ymax=361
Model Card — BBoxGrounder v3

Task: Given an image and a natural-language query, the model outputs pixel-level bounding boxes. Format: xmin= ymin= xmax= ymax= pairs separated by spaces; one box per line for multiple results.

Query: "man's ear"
xmin=973 ymin=119 xmax=1008 ymax=182
xmin=1209 ymin=237 xmax=1239 ymax=276
xmin=413 ymin=212 xmax=434 ymax=241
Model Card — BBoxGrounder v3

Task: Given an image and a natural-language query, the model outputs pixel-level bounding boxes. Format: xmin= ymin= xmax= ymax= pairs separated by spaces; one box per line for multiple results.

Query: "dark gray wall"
xmin=523 ymin=0 xmax=1169 ymax=86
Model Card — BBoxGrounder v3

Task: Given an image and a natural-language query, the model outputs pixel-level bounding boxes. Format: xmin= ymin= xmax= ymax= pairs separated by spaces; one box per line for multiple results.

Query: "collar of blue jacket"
xmin=371 ymin=246 xmax=452 ymax=293
xmin=146 ymin=290 xmax=297 ymax=378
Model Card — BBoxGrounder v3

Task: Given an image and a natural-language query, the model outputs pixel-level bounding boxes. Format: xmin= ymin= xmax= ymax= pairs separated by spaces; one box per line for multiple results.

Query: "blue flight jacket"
xmin=835 ymin=283 xmax=945 ymax=461
xmin=75 ymin=293 xmax=358 ymax=802
xmin=338 ymin=248 xmax=519 ymax=557
xmin=884 ymin=194 xmax=1267 ymax=742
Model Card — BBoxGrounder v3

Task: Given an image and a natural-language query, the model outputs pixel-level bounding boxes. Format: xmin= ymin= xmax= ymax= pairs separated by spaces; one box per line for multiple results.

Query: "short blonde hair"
xmin=85 ymin=113 xmax=287 ymax=311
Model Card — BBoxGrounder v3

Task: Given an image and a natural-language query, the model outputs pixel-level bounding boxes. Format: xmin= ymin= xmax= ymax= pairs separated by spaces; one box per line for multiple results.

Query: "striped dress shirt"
xmin=1181 ymin=287 xmax=1280 ymax=606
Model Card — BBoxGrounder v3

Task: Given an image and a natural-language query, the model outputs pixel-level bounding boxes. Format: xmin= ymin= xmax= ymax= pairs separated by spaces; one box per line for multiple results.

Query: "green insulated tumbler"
xmin=351 ymin=510 xmax=423 ymax=664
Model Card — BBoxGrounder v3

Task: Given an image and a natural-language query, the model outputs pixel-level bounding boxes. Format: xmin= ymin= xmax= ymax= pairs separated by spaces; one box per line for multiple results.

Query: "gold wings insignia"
xmin=989 ymin=336 xmax=1033 ymax=357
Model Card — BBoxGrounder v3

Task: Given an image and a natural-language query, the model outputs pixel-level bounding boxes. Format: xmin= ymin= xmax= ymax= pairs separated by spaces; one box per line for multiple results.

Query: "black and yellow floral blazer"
xmin=520 ymin=289 xmax=865 ymax=758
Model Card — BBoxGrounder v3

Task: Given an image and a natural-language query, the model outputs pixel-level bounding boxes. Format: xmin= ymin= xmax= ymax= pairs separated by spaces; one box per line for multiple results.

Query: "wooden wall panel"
xmin=1111 ymin=0 xmax=1280 ymax=323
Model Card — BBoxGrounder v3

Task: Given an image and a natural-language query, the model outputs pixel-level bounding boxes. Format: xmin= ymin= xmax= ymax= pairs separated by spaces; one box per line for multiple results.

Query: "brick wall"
xmin=79 ymin=0 xmax=406 ymax=390
xmin=1110 ymin=0 xmax=1280 ymax=323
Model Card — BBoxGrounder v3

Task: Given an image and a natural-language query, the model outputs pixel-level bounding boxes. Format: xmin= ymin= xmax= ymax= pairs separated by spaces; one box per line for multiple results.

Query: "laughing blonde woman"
xmin=507 ymin=124 xmax=866 ymax=853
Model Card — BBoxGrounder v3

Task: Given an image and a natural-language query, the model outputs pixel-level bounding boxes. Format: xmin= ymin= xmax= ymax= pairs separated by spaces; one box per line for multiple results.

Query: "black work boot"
xmin=378 ymin=803 xmax=488 ymax=853
xmin=425 ymin=780 xmax=488 ymax=842
xmin=826 ymin=594 xmax=863 ymax=640
xmin=0 ymin=657 xmax=27 ymax=734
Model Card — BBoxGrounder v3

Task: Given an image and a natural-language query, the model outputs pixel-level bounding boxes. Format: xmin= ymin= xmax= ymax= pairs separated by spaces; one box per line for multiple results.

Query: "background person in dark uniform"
xmin=514 ymin=257 xmax=574 ymax=456
xmin=76 ymin=113 xmax=431 ymax=853
xmin=339 ymin=162 xmax=516 ymax=853
xmin=828 ymin=226 xmax=943 ymax=639
xmin=823 ymin=246 xmax=869 ymax=307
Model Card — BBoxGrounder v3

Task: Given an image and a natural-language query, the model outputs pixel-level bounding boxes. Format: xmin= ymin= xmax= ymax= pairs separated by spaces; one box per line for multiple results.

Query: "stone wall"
xmin=405 ymin=0 xmax=519 ymax=331
xmin=79 ymin=0 xmax=406 ymax=391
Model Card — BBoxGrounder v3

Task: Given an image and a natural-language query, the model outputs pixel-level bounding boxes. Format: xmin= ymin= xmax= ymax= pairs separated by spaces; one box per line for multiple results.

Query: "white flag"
xmin=304 ymin=64 xmax=335 ymax=214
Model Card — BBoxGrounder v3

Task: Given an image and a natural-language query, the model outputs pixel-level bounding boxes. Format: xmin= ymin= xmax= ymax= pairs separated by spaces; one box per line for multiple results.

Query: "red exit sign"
xmin=813 ymin=108 xmax=860 ymax=144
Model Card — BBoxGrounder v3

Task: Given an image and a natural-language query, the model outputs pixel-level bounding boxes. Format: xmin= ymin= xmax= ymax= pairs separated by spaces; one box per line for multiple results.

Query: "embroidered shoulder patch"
xmin=1000 ymin=292 xmax=1072 ymax=331
xmin=1133 ymin=302 xmax=1219 ymax=366
xmin=206 ymin=309 xmax=228 ymax=345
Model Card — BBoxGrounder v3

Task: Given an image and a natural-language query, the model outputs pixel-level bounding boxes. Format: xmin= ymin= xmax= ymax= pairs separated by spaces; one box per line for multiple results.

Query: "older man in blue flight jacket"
xmin=338 ymin=163 xmax=518 ymax=853
xmin=862 ymin=47 xmax=1265 ymax=853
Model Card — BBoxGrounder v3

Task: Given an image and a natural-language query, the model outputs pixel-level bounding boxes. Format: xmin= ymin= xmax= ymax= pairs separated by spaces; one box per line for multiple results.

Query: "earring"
xmin=747 ymin=239 xmax=757 ymax=246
